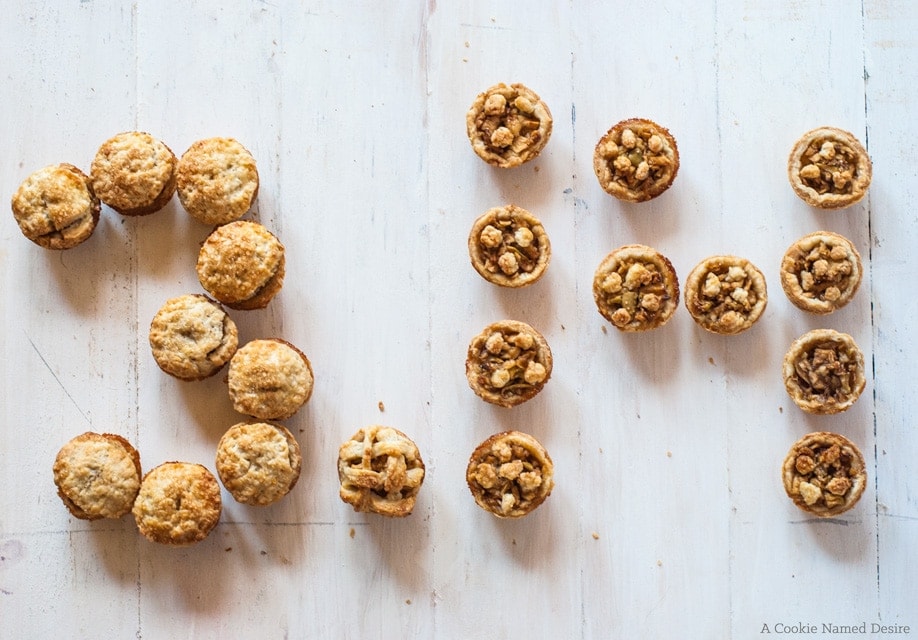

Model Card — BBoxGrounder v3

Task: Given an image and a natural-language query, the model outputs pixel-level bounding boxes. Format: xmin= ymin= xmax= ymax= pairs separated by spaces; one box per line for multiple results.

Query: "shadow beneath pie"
xmin=358 ymin=503 xmax=432 ymax=591
xmin=601 ymin=317 xmax=684 ymax=387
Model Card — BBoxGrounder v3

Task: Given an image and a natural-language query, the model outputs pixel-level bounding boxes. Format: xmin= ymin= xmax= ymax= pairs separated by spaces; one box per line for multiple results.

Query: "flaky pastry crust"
xmin=787 ymin=127 xmax=871 ymax=209
xmin=593 ymin=118 xmax=679 ymax=202
xmin=149 ymin=294 xmax=239 ymax=380
xmin=593 ymin=244 xmax=679 ymax=331
xmin=90 ymin=131 xmax=177 ymax=216
xmin=782 ymin=329 xmax=865 ymax=415
xmin=780 ymin=231 xmax=862 ymax=314
xmin=465 ymin=320 xmax=553 ymax=408
xmin=782 ymin=431 xmax=866 ymax=517
xmin=468 ymin=204 xmax=551 ymax=288
xmin=466 ymin=82 xmax=553 ymax=168
xmin=228 ymin=339 xmax=314 ymax=420
xmin=684 ymin=255 xmax=767 ymax=335
xmin=53 ymin=432 xmax=141 ymax=520
xmin=466 ymin=431 xmax=554 ymax=518
xmin=337 ymin=425 xmax=425 ymax=517
xmin=216 ymin=422 xmax=302 ymax=506
xmin=11 ymin=163 xmax=101 ymax=249
xmin=177 ymin=137 xmax=259 ymax=225
xmin=132 ymin=462 xmax=222 ymax=546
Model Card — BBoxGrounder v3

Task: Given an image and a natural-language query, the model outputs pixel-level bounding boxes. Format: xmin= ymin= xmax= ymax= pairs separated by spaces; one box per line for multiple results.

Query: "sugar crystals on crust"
xmin=176 ymin=137 xmax=259 ymax=225
xmin=468 ymin=204 xmax=551 ymax=288
xmin=465 ymin=320 xmax=552 ymax=408
xmin=780 ymin=231 xmax=863 ymax=314
xmin=466 ymin=82 xmax=553 ymax=168
xmin=593 ymin=118 xmax=679 ymax=202
xmin=787 ymin=126 xmax=871 ymax=209
xmin=782 ymin=431 xmax=866 ymax=517
xmin=684 ymin=255 xmax=767 ymax=335
xmin=337 ymin=425 xmax=425 ymax=517
xmin=227 ymin=338 xmax=314 ymax=420
xmin=782 ymin=329 xmax=865 ymax=414
xmin=90 ymin=131 xmax=177 ymax=216
xmin=216 ymin=422 xmax=302 ymax=506
xmin=52 ymin=432 xmax=141 ymax=520
xmin=11 ymin=163 xmax=101 ymax=249
xmin=593 ymin=244 xmax=679 ymax=331
xmin=133 ymin=461 xmax=222 ymax=546
xmin=466 ymin=430 xmax=554 ymax=518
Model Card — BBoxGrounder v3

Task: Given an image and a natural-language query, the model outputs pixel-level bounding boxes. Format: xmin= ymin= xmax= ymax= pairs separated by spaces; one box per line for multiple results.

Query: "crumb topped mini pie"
xmin=593 ymin=118 xmax=679 ymax=202
xmin=593 ymin=244 xmax=679 ymax=331
xmin=468 ymin=204 xmax=550 ymax=288
xmin=465 ymin=320 xmax=552 ymax=408
xmin=337 ymin=425 xmax=425 ymax=517
xmin=780 ymin=231 xmax=863 ymax=314
xmin=782 ymin=431 xmax=866 ymax=517
xmin=466 ymin=430 xmax=554 ymax=518
xmin=684 ymin=255 xmax=767 ymax=335
xmin=788 ymin=127 xmax=871 ymax=209
xmin=466 ymin=82 xmax=553 ymax=168
xmin=782 ymin=329 xmax=865 ymax=415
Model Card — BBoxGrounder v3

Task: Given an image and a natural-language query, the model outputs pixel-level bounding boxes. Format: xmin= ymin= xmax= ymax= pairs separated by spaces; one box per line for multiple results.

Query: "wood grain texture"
xmin=0 ymin=1 xmax=914 ymax=638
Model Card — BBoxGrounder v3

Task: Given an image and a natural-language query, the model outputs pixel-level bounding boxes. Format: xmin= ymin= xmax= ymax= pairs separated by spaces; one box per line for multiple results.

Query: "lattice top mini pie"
xmin=780 ymin=231 xmax=863 ymax=314
xmin=468 ymin=204 xmax=550 ymax=288
xmin=782 ymin=329 xmax=865 ymax=415
xmin=782 ymin=431 xmax=866 ymax=517
xmin=787 ymin=126 xmax=872 ymax=209
xmin=593 ymin=118 xmax=679 ymax=202
xmin=593 ymin=244 xmax=679 ymax=331
xmin=337 ymin=425 xmax=425 ymax=517
xmin=466 ymin=430 xmax=554 ymax=518
xmin=684 ymin=255 xmax=767 ymax=335
xmin=465 ymin=320 xmax=552 ymax=408
xmin=466 ymin=82 xmax=553 ymax=168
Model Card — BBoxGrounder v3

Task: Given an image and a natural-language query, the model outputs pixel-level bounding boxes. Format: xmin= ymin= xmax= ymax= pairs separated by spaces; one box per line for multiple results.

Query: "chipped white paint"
xmin=1 ymin=1 xmax=915 ymax=638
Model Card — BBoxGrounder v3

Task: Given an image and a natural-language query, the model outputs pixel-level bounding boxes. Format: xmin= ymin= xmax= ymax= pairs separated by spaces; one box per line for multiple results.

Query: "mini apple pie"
xmin=337 ymin=425 xmax=425 ymax=517
xmin=466 ymin=430 xmax=554 ymax=518
xmin=782 ymin=329 xmax=865 ymax=415
xmin=468 ymin=204 xmax=550 ymax=288
xmin=593 ymin=118 xmax=679 ymax=202
xmin=782 ymin=431 xmax=866 ymax=517
xmin=780 ymin=231 xmax=862 ymax=314
xmin=684 ymin=255 xmax=767 ymax=335
xmin=466 ymin=82 xmax=553 ymax=168
xmin=788 ymin=126 xmax=872 ymax=209
xmin=593 ymin=244 xmax=679 ymax=331
xmin=465 ymin=320 xmax=552 ymax=408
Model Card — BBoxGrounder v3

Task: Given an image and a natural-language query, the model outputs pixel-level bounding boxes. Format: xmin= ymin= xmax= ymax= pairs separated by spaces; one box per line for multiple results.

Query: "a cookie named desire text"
xmin=761 ymin=622 xmax=911 ymax=636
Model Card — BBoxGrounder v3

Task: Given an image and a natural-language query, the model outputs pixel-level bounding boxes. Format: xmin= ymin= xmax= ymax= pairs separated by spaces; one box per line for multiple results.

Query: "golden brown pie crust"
xmin=782 ymin=329 xmax=865 ymax=414
xmin=780 ymin=231 xmax=863 ymax=314
xmin=593 ymin=118 xmax=679 ymax=202
xmin=787 ymin=127 xmax=871 ymax=209
xmin=468 ymin=204 xmax=550 ymax=288
xmin=593 ymin=244 xmax=679 ymax=331
xmin=466 ymin=431 xmax=554 ymax=518
xmin=466 ymin=82 xmax=553 ymax=168
xmin=684 ymin=255 xmax=767 ymax=335
xmin=465 ymin=320 xmax=553 ymax=408
xmin=337 ymin=425 xmax=425 ymax=517
xmin=11 ymin=163 xmax=101 ymax=249
xmin=782 ymin=431 xmax=866 ymax=517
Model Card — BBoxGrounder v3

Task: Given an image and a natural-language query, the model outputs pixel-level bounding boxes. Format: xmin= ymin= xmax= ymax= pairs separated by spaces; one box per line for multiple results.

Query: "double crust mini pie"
xmin=684 ymin=255 xmax=767 ymax=335
xmin=782 ymin=431 xmax=866 ymax=517
xmin=90 ymin=131 xmax=177 ymax=216
xmin=466 ymin=82 xmax=553 ymax=168
xmin=216 ymin=422 xmax=302 ymax=506
xmin=593 ymin=118 xmax=679 ymax=202
xmin=465 ymin=320 xmax=553 ymax=408
xmin=468 ymin=204 xmax=551 ymax=288
xmin=788 ymin=127 xmax=872 ymax=209
xmin=782 ymin=329 xmax=865 ymax=415
xmin=176 ymin=137 xmax=259 ymax=225
xmin=11 ymin=163 xmax=101 ymax=249
xmin=780 ymin=231 xmax=863 ymax=314
xmin=149 ymin=294 xmax=239 ymax=381
xmin=132 ymin=461 xmax=222 ymax=546
xmin=196 ymin=220 xmax=286 ymax=310
xmin=337 ymin=425 xmax=425 ymax=517
xmin=593 ymin=244 xmax=679 ymax=331
xmin=52 ymin=432 xmax=141 ymax=520
xmin=466 ymin=431 xmax=554 ymax=518
xmin=227 ymin=339 xmax=314 ymax=420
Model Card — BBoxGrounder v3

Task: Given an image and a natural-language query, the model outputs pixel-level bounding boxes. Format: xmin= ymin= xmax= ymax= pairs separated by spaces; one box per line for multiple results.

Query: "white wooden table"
xmin=1 ymin=2 xmax=915 ymax=638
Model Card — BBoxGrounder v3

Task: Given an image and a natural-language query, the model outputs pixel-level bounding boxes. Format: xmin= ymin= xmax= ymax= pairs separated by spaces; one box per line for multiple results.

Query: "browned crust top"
xmin=592 ymin=244 xmax=679 ymax=331
xmin=465 ymin=320 xmax=553 ymax=408
xmin=466 ymin=430 xmax=554 ymax=518
xmin=782 ymin=431 xmax=866 ymax=517
xmin=593 ymin=118 xmax=679 ymax=202
xmin=468 ymin=204 xmax=551 ymax=288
